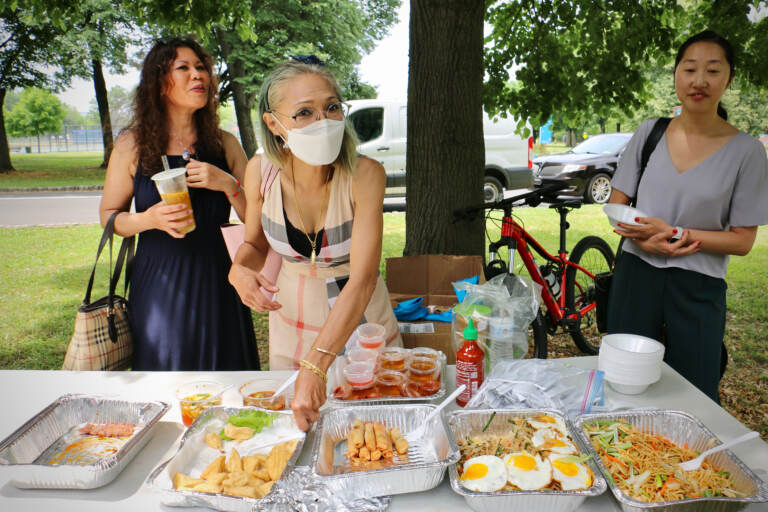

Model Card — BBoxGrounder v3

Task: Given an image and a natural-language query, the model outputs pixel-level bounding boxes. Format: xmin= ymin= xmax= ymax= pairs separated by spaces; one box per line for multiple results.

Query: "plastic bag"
xmin=464 ymin=358 xmax=606 ymax=418
xmin=452 ymin=274 xmax=541 ymax=372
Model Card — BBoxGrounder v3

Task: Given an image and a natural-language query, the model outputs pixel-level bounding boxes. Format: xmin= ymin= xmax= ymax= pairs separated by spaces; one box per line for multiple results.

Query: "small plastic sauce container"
xmin=375 ymin=370 xmax=406 ymax=396
xmin=239 ymin=379 xmax=290 ymax=410
xmin=410 ymin=347 xmax=440 ymax=361
xmin=347 ymin=347 xmax=379 ymax=365
xmin=407 ymin=356 xmax=441 ymax=382
xmin=176 ymin=381 xmax=225 ymax=426
xmin=356 ymin=323 xmax=386 ymax=351
xmin=343 ymin=361 xmax=376 ymax=389
xmin=380 ymin=347 xmax=408 ymax=371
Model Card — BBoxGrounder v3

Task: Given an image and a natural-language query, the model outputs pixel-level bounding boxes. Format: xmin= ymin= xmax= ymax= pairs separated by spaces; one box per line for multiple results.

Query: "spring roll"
xmin=370 ymin=449 xmax=382 ymax=461
xmin=364 ymin=422 xmax=376 ymax=451
xmin=373 ymin=422 xmax=388 ymax=451
xmin=389 ymin=428 xmax=409 ymax=455
xmin=358 ymin=446 xmax=371 ymax=461
xmin=349 ymin=423 xmax=364 ymax=449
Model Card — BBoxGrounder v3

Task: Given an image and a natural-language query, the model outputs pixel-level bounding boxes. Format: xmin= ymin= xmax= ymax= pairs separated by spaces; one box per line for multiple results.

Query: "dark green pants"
xmin=606 ymin=252 xmax=727 ymax=403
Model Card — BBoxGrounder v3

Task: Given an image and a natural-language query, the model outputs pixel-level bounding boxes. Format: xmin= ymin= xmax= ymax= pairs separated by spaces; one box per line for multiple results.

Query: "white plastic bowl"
xmin=606 ymin=380 xmax=649 ymax=395
xmin=602 ymin=333 xmax=665 ymax=358
xmin=603 ymin=204 xmax=649 ymax=229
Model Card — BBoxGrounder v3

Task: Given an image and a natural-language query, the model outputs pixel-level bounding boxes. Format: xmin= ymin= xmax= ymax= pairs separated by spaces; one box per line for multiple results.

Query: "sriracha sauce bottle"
xmin=456 ymin=318 xmax=484 ymax=407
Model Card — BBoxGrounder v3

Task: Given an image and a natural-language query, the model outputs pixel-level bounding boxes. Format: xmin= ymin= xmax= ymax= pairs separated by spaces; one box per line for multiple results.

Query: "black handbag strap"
xmin=83 ymin=212 xmax=135 ymax=305
xmin=616 ymin=117 xmax=672 ymax=256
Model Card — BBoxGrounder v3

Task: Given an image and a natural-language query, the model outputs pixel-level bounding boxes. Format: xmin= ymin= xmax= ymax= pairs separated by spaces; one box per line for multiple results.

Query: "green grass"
xmin=0 ymin=152 xmax=105 ymax=188
xmin=1 ymin=209 xmax=766 ymax=437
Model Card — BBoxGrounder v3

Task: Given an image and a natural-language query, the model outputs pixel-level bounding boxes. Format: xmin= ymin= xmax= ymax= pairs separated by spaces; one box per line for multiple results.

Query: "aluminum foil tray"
xmin=326 ymin=351 xmax=447 ymax=406
xmin=310 ymin=404 xmax=460 ymax=499
xmin=574 ymin=410 xmax=768 ymax=512
xmin=0 ymin=393 xmax=169 ymax=489
xmin=447 ymin=408 xmax=608 ymax=512
xmin=146 ymin=406 xmax=305 ymax=512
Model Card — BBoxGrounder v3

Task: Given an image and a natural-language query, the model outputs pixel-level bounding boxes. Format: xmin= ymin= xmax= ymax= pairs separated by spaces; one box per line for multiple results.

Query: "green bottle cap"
xmin=463 ymin=318 xmax=478 ymax=341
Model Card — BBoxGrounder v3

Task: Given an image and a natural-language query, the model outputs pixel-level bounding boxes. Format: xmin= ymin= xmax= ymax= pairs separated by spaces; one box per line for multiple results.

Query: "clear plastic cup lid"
xmin=151 ymin=167 xmax=187 ymax=181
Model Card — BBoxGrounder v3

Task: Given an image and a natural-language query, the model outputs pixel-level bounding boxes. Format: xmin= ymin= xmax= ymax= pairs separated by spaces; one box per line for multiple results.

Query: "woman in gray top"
xmin=607 ymin=31 xmax=768 ymax=403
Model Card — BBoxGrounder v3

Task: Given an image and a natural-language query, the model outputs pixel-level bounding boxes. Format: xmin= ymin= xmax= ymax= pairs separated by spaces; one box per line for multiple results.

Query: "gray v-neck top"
xmin=612 ymin=119 xmax=768 ymax=279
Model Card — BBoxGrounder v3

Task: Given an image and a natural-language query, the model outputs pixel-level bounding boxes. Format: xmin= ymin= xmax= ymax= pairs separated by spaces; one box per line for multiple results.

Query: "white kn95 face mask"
xmin=273 ymin=116 xmax=345 ymax=166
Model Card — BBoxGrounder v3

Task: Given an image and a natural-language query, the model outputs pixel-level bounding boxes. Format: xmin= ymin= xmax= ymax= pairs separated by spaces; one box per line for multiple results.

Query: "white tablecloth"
xmin=1 ymin=357 xmax=766 ymax=511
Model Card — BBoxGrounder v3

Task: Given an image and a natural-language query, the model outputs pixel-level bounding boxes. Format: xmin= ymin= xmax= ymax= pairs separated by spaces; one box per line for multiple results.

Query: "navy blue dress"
xmin=129 ymin=154 xmax=260 ymax=370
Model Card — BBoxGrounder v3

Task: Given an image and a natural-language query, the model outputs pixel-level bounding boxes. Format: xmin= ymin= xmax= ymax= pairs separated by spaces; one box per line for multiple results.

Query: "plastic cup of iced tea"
xmin=176 ymin=380 xmax=225 ymax=426
xmin=238 ymin=379 xmax=291 ymax=411
xmin=151 ymin=167 xmax=196 ymax=234
xmin=380 ymin=347 xmax=409 ymax=371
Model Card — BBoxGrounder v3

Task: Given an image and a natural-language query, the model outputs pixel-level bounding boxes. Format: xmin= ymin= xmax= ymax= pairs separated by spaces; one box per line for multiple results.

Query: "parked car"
xmin=532 ymin=133 xmax=633 ymax=204
xmin=347 ymin=99 xmax=534 ymax=202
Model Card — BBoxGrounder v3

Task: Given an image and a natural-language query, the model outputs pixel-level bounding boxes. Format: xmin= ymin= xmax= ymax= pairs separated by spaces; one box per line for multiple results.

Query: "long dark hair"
xmin=127 ymin=37 xmax=223 ymax=176
xmin=674 ymin=30 xmax=735 ymax=121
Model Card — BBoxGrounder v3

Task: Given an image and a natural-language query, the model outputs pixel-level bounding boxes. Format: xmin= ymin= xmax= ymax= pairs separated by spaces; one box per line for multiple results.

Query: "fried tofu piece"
xmin=242 ymin=454 xmax=262 ymax=474
xmin=266 ymin=441 xmax=295 ymax=481
xmin=222 ymin=470 xmax=249 ymax=487
xmin=226 ymin=448 xmax=242 ymax=473
xmin=203 ymin=472 xmax=227 ymax=485
xmin=224 ymin=423 xmax=255 ymax=442
xmin=205 ymin=432 xmax=222 ymax=451
xmin=223 ymin=485 xmax=257 ymax=498
xmin=255 ymin=480 xmax=274 ymax=498
xmin=201 ymin=455 xmax=225 ymax=479
xmin=173 ymin=473 xmax=205 ymax=490
xmin=191 ymin=481 xmax=222 ymax=494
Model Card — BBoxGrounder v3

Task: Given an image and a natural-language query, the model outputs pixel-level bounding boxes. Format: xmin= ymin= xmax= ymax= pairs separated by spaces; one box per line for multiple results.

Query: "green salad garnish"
xmin=218 ymin=409 xmax=276 ymax=440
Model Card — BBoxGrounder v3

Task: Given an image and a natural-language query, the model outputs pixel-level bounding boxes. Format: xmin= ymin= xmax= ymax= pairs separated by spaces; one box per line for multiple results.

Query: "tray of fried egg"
xmin=447 ymin=409 xmax=606 ymax=512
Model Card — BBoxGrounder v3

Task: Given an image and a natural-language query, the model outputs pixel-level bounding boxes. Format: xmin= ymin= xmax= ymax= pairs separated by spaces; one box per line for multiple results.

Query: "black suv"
xmin=532 ymin=133 xmax=632 ymax=204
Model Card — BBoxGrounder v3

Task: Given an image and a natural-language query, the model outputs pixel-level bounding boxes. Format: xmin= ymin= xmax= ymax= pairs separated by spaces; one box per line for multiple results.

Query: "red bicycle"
xmin=455 ymin=184 xmax=615 ymax=358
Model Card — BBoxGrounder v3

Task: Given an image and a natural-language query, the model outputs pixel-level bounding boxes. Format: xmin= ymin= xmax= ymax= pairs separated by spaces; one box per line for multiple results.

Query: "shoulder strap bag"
xmin=594 ymin=117 xmax=671 ymax=333
xmin=62 ymin=212 xmax=135 ymax=370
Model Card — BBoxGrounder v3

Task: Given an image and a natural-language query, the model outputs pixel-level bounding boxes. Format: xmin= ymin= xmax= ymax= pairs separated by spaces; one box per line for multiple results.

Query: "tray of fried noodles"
xmin=574 ymin=410 xmax=768 ymax=511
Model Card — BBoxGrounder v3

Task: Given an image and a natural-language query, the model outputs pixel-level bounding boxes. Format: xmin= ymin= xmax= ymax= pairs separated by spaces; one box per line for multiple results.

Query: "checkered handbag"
xmin=62 ymin=212 xmax=135 ymax=370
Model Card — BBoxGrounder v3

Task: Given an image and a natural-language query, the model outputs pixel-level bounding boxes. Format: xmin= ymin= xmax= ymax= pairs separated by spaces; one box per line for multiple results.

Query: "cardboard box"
xmin=386 ymin=255 xmax=484 ymax=364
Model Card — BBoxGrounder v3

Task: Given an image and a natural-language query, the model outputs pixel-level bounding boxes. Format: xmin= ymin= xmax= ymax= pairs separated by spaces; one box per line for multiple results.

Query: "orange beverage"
xmin=160 ymin=191 xmax=196 ymax=234
xmin=243 ymin=391 xmax=286 ymax=411
xmin=407 ymin=356 xmax=440 ymax=382
xmin=375 ymin=370 xmax=405 ymax=396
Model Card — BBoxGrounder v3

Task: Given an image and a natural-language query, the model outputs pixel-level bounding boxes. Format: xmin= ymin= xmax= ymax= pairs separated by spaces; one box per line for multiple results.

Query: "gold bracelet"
xmin=312 ymin=346 xmax=337 ymax=357
xmin=299 ymin=359 xmax=328 ymax=383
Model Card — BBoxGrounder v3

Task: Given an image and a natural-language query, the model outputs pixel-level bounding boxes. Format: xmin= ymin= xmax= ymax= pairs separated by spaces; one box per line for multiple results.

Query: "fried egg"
xmin=549 ymin=454 xmax=593 ymax=490
xmin=531 ymin=428 xmax=578 ymax=455
xmin=503 ymin=451 xmax=552 ymax=490
xmin=527 ymin=414 xmax=567 ymax=436
xmin=459 ymin=455 xmax=507 ymax=492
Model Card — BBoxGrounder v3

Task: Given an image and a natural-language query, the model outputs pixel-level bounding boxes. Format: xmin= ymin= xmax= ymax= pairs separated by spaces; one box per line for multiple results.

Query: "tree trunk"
xmin=0 ymin=89 xmax=14 ymax=172
xmin=404 ymin=0 xmax=485 ymax=256
xmin=616 ymin=122 xmax=621 ymax=132
xmin=216 ymin=29 xmax=258 ymax=158
xmin=92 ymin=59 xmax=114 ymax=168
xmin=37 ymin=132 xmax=41 ymax=153
xmin=599 ymin=118 xmax=606 ymax=133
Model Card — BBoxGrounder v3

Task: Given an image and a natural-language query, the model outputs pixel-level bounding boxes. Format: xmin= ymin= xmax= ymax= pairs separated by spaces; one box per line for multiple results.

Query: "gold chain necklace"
xmin=290 ymin=158 xmax=331 ymax=267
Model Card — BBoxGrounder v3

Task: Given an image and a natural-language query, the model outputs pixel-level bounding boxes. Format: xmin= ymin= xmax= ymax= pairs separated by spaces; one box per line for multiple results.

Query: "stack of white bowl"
xmin=598 ymin=334 xmax=665 ymax=395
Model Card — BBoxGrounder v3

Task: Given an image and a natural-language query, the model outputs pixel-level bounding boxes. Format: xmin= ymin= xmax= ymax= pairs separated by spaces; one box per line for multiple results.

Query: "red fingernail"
xmin=634 ymin=217 xmax=639 ymax=222
xmin=672 ymin=229 xmax=678 ymax=234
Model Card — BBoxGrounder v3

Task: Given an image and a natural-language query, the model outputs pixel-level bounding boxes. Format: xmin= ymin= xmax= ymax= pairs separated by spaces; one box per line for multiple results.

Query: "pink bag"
xmin=221 ymin=223 xmax=281 ymax=299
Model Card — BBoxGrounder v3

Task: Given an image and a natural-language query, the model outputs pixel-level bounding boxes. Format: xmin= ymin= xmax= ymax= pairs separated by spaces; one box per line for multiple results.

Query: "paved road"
xmin=0 ymin=189 xmax=529 ymax=228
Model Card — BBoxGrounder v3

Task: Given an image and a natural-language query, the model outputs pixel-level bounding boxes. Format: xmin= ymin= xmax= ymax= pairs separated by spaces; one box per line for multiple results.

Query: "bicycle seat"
xmin=549 ymin=200 xmax=582 ymax=209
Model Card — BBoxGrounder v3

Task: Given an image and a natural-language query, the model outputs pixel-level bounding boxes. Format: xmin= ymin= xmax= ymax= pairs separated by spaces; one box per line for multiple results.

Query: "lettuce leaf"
xmin=218 ymin=410 xmax=276 ymax=440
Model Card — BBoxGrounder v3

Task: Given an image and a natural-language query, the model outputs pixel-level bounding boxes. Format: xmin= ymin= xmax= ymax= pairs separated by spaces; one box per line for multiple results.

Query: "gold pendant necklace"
xmin=290 ymin=159 xmax=330 ymax=267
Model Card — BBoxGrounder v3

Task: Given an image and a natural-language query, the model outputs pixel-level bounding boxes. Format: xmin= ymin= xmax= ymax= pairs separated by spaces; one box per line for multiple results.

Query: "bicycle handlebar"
xmin=453 ymin=182 xmax=571 ymax=220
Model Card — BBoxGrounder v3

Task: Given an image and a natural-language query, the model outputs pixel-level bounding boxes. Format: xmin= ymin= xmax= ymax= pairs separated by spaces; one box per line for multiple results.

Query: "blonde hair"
xmin=258 ymin=60 xmax=359 ymax=175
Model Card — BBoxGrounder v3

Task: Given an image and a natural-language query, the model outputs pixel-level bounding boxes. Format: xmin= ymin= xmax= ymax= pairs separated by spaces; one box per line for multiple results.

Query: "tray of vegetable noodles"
xmin=574 ymin=410 xmax=768 ymax=512
xmin=146 ymin=407 xmax=304 ymax=512
xmin=447 ymin=408 xmax=607 ymax=512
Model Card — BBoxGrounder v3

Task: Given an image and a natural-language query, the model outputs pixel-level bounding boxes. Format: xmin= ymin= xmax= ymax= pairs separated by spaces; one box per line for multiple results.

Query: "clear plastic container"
xmin=356 ymin=322 xmax=386 ymax=351
xmin=375 ymin=370 xmax=406 ymax=396
xmin=346 ymin=347 xmax=379 ymax=365
xmin=175 ymin=380 xmax=225 ymax=426
xmin=380 ymin=346 xmax=409 ymax=371
xmin=238 ymin=378 xmax=292 ymax=411
xmin=343 ymin=361 xmax=376 ymax=390
xmin=410 ymin=347 xmax=440 ymax=361
xmin=407 ymin=356 xmax=441 ymax=382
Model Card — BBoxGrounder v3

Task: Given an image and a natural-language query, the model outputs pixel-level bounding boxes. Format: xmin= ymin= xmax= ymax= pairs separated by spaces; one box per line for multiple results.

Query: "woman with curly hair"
xmin=99 ymin=37 xmax=259 ymax=370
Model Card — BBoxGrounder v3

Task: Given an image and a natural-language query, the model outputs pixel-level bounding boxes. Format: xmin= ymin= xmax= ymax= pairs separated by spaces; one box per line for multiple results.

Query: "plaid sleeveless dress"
xmin=259 ymin=158 xmax=402 ymax=370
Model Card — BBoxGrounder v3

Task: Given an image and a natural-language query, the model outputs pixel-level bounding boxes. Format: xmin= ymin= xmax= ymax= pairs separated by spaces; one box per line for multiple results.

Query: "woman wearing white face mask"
xmin=229 ymin=57 xmax=402 ymax=431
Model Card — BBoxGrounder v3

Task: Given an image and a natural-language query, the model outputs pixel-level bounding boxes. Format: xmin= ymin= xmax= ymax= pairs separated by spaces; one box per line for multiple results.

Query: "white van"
xmin=347 ymin=99 xmax=533 ymax=202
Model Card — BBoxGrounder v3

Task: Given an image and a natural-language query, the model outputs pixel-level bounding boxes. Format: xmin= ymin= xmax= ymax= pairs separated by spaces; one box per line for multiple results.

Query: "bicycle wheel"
xmin=565 ymin=236 xmax=614 ymax=354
